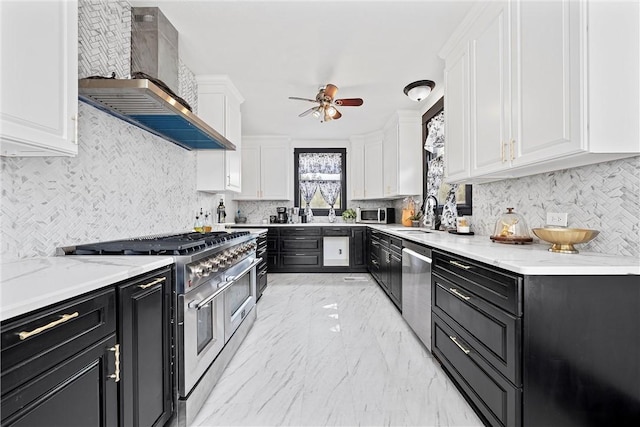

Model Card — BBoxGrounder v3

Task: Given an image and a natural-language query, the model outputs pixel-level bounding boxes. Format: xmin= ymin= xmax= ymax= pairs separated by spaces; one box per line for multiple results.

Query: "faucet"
xmin=425 ymin=196 xmax=438 ymax=229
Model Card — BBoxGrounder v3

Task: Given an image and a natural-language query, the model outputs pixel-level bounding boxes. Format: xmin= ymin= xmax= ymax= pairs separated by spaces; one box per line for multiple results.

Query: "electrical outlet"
xmin=546 ymin=212 xmax=568 ymax=227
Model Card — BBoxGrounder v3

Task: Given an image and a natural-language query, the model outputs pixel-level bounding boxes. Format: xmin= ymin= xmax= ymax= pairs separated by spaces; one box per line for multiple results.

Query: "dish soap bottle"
xmin=216 ymin=199 xmax=226 ymax=224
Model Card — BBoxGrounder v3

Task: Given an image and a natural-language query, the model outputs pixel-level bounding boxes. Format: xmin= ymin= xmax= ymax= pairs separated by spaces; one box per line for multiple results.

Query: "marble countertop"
xmin=370 ymin=225 xmax=639 ymax=276
xmin=230 ymin=222 xmax=366 ymax=227
xmin=230 ymin=222 xmax=639 ymax=275
xmin=0 ymin=255 xmax=174 ymax=321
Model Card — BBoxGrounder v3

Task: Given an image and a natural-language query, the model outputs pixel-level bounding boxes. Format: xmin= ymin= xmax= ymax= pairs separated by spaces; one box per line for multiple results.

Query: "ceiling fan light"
xmin=403 ymin=80 xmax=435 ymax=102
xmin=326 ymin=106 xmax=337 ymax=117
xmin=312 ymin=109 xmax=322 ymax=119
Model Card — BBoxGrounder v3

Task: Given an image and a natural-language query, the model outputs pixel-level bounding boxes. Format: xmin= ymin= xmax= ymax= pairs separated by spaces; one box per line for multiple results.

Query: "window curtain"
xmin=299 ymin=153 xmax=342 ymax=208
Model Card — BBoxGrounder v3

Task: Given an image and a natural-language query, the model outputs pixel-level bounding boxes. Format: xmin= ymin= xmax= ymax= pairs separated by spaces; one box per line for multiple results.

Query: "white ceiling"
xmin=132 ymin=0 xmax=474 ymax=140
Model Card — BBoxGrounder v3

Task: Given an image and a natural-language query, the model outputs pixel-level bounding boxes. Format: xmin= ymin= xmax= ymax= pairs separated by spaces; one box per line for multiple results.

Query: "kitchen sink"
xmin=389 ymin=228 xmax=432 ymax=234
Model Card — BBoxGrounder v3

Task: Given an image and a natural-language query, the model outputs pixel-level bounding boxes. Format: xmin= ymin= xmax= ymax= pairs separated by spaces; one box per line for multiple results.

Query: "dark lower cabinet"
xmin=368 ymin=231 xmax=402 ymax=310
xmin=256 ymin=231 xmax=268 ymax=299
xmin=3 ymin=334 xmax=119 ymax=427
xmin=118 ymin=267 xmax=173 ymax=427
xmin=350 ymin=227 xmax=366 ymax=268
xmin=1 ymin=267 xmax=175 ymax=427
xmin=433 ymin=250 xmax=640 ymax=427
xmin=1 ymin=288 xmax=118 ymax=426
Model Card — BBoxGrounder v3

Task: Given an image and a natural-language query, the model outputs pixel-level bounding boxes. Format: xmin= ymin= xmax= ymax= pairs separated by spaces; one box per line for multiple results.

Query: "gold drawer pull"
xmin=450 ymin=336 xmax=471 ymax=355
xmin=138 ymin=277 xmax=166 ymax=289
xmin=18 ymin=312 xmax=79 ymax=340
xmin=449 ymin=260 xmax=471 ymax=270
xmin=108 ymin=344 xmax=121 ymax=382
xmin=449 ymin=288 xmax=471 ymax=301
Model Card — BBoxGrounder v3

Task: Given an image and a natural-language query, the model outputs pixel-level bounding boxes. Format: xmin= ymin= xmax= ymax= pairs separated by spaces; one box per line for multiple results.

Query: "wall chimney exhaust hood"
xmin=78 ymin=7 xmax=234 ymax=151
xmin=78 ymin=78 xmax=235 ymax=151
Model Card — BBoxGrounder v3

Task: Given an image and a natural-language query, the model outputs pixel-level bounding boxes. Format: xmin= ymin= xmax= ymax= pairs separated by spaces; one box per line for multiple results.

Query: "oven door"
xmin=224 ymin=256 xmax=259 ymax=342
xmin=178 ymin=277 xmax=225 ymax=397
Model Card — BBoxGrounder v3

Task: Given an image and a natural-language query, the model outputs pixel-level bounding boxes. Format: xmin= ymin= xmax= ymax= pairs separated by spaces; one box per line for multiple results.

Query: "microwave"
xmin=356 ymin=208 xmax=395 ymax=224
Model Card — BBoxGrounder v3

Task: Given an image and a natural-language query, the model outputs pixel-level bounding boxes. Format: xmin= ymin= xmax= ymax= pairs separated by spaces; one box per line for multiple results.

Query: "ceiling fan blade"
xmin=335 ymin=98 xmax=363 ymax=107
xmin=298 ymin=107 xmax=317 ymax=117
xmin=289 ymin=96 xmax=318 ymax=103
xmin=332 ymin=109 xmax=342 ymax=120
xmin=324 ymin=84 xmax=338 ymax=100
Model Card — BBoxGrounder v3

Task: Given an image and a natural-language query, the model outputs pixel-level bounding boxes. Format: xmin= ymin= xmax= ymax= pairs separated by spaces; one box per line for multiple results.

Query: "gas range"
xmin=59 ymin=230 xmax=257 ymax=293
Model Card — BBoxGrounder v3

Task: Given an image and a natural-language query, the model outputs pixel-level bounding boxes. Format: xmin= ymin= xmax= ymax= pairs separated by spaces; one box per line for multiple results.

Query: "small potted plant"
xmin=341 ymin=208 xmax=357 ymax=223
xmin=408 ymin=211 xmax=423 ymax=227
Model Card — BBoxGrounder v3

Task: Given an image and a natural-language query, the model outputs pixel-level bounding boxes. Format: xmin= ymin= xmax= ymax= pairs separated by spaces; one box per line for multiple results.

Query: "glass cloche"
xmin=490 ymin=208 xmax=533 ymax=244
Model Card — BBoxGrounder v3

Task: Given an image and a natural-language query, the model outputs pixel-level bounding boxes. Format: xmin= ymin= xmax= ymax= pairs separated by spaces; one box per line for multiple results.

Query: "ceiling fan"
xmin=289 ymin=84 xmax=363 ymax=122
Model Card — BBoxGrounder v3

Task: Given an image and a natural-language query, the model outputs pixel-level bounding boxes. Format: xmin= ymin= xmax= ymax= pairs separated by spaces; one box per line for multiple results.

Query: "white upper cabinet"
xmin=383 ymin=111 xmax=422 ymax=198
xmin=196 ymin=75 xmax=244 ymax=193
xmin=440 ymin=0 xmax=640 ymax=183
xmin=349 ymin=136 xmax=365 ymax=200
xmin=234 ymin=136 xmax=291 ymax=201
xmin=1 ymin=0 xmax=78 ymax=157
xmin=363 ymin=132 xmax=384 ymax=200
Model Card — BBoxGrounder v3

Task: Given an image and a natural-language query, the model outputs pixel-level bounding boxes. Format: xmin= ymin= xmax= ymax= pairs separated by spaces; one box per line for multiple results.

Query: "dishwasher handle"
xmin=402 ymin=248 xmax=432 ymax=264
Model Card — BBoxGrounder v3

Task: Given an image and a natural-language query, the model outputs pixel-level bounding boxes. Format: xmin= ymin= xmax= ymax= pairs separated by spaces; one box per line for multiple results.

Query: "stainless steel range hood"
xmin=79 ymin=78 xmax=235 ymax=151
xmin=78 ymin=7 xmax=234 ymax=151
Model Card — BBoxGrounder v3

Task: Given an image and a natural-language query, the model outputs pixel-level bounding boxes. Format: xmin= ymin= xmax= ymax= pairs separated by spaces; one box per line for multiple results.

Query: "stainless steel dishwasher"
xmin=401 ymin=240 xmax=433 ymax=351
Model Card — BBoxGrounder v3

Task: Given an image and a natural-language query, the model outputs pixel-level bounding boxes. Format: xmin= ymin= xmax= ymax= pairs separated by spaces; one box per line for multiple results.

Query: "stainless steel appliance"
xmin=356 ymin=207 xmax=395 ymax=224
xmin=276 ymin=207 xmax=288 ymax=223
xmin=59 ymin=230 xmax=260 ymax=427
xmin=401 ymin=241 xmax=433 ymax=351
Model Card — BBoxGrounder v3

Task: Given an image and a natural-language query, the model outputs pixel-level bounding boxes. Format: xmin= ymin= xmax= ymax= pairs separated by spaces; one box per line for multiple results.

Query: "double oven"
xmin=61 ymin=230 xmax=261 ymax=426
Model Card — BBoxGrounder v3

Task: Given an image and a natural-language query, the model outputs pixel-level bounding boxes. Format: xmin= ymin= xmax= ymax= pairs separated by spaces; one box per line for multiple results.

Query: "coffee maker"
xmin=276 ymin=207 xmax=288 ymax=223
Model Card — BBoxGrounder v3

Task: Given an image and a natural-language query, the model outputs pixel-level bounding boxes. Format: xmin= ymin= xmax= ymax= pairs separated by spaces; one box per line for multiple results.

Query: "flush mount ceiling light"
xmin=403 ymin=80 xmax=435 ymax=102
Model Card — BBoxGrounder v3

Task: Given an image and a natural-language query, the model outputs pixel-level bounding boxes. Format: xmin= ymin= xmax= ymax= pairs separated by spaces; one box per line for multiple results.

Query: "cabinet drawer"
xmin=433 ymin=279 xmax=521 ymax=385
xmin=389 ymin=236 xmax=402 ymax=253
xmin=433 ymin=315 xmax=521 ymax=427
xmin=280 ymin=227 xmax=321 ymax=236
xmin=281 ymin=254 xmax=321 ymax=267
xmin=281 ymin=238 xmax=321 ymax=251
xmin=1 ymin=288 xmax=116 ymax=395
xmin=322 ymin=227 xmax=350 ymax=236
xmin=433 ymin=251 xmax=522 ymax=315
xmin=266 ymin=238 xmax=278 ymax=252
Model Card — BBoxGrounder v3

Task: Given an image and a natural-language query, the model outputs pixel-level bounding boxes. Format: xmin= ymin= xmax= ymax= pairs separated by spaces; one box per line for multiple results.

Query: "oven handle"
xmin=191 ymin=257 xmax=262 ymax=310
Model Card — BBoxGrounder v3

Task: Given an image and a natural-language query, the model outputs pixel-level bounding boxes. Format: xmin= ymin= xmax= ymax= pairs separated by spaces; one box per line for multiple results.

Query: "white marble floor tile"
xmin=191 ymin=273 xmax=484 ymax=427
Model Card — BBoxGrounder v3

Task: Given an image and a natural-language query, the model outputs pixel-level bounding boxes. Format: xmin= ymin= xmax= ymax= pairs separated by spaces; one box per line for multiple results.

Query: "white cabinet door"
xmin=238 ymin=145 xmax=260 ymax=199
xmin=234 ymin=137 xmax=290 ymax=200
xmin=396 ymin=111 xmax=422 ymax=196
xmin=382 ymin=122 xmax=398 ymax=197
xmin=510 ymin=0 xmax=582 ymax=166
xmin=470 ymin=1 xmax=511 ymax=176
xmin=349 ymin=136 xmax=365 ymax=200
xmin=261 ymin=144 xmax=290 ymax=200
xmin=363 ymin=133 xmax=384 ymax=199
xmin=196 ymin=76 xmax=243 ymax=193
xmin=1 ymin=0 xmax=78 ymax=157
xmin=444 ymin=47 xmax=470 ymax=183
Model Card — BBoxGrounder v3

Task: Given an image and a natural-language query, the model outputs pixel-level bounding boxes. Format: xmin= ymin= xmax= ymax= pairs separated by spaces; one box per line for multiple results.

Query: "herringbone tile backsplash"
xmin=472 ymin=157 xmax=640 ymax=257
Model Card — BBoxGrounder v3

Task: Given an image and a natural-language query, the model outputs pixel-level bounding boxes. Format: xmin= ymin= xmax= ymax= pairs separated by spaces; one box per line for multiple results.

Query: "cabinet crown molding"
xmin=196 ymin=74 xmax=244 ymax=103
xmin=438 ymin=1 xmax=494 ymax=60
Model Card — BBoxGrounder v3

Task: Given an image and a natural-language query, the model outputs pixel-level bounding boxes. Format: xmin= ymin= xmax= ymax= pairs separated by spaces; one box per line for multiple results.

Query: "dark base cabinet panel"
xmin=118 ymin=267 xmax=173 ymax=427
xmin=433 ymin=315 xmax=521 ymax=427
xmin=523 ymin=275 xmax=640 ymax=427
xmin=1 ymin=334 xmax=118 ymax=427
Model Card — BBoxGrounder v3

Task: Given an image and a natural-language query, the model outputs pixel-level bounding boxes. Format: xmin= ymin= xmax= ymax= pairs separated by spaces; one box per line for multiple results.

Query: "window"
xmin=294 ymin=148 xmax=347 ymax=216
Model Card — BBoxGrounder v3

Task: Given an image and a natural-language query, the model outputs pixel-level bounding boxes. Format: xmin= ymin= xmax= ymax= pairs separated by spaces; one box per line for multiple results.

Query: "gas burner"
xmin=69 ymin=231 xmax=252 ymax=256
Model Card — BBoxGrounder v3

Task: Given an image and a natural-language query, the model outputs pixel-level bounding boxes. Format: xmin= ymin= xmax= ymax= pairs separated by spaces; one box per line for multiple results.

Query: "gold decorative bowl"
xmin=532 ymin=228 xmax=600 ymax=254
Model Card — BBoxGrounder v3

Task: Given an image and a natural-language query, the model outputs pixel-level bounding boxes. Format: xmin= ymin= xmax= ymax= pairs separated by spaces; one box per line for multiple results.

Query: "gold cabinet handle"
xmin=108 ymin=344 xmax=121 ymax=382
xmin=510 ymin=139 xmax=515 ymax=161
xmin=449 ymin=288 xmax=471 ymax=301
xmin=138 ymin=277 xmax=166 ymax=290
xmin=449 ymin=336 xmax=471 ymax=355
xmin=18 ymin=312 xmax=79 ymax=340
xmin=449 ymin=260 xmax=471 ymax=270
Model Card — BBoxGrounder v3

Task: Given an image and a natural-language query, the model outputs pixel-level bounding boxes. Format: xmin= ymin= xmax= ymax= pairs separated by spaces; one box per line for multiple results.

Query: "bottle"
xmin=203 ymin=211 xmax=212 ymax=232
xmin=216 ymin=199 xmax=226 ymax=223
xmin=194 ymin=211 xmax=203 ymax=233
